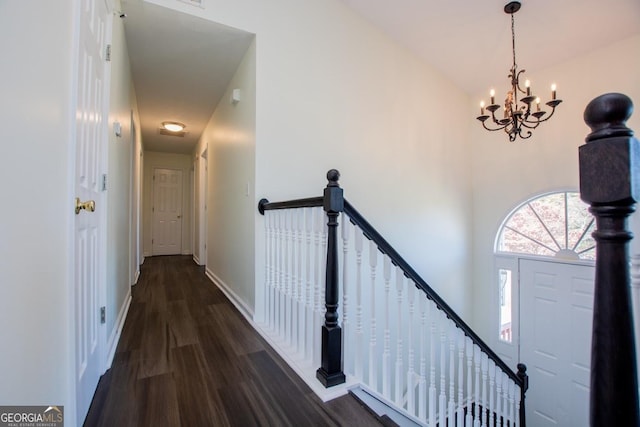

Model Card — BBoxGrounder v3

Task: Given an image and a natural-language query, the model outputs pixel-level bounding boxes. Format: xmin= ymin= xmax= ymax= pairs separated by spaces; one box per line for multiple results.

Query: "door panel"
xmin=75 ymin=0 xmax=108 ymax=422
xmin=520 ymin=259 xmax=594 ymax=427
xmin=152 ymin=168 xmax=183 ymax=255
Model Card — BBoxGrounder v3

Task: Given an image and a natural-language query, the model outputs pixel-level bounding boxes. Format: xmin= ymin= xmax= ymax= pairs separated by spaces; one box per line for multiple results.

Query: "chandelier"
xmin=476 ymin=1 xmax=562 ymax=141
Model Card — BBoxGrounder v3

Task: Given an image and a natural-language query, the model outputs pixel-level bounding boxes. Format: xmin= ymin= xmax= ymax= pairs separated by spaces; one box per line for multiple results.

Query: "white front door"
xmin=520 ymin=259 xmax=595 ymax=427
xmin=74 ymin=0 xmax=109 ymax=422
xmin=152 ymin=168 xmax=183 ymax=255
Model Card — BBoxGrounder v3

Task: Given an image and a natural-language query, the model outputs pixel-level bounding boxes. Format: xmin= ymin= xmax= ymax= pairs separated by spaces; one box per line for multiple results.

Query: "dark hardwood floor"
xmin=84 ymin=255 xmax=382 ymax=426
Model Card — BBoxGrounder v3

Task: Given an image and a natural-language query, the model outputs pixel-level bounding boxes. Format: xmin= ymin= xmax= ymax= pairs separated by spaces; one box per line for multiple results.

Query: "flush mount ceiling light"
xmin=476 ymin=1 xmax=562 ymax=141
xmin=161 ymin=121 xmax=186 ymax=132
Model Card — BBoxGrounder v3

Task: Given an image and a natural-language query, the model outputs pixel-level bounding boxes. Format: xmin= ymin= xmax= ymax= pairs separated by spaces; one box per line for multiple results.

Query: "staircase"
xmin=256 ymin=169 xmax=527 ymax=427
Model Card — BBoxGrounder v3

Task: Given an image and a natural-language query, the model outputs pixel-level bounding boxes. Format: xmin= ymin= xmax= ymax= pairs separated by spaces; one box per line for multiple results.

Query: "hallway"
xmin=84 ymin=256 xmax=381 ymax=426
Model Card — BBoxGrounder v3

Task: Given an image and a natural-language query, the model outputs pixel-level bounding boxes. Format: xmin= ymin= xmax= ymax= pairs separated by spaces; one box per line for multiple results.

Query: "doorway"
xmin=493 ymin=190 xmax=597 ymax=426
xmin=152 ymin=168 xmax=183 ymax=255
xmin=520 ymin=258 xmax=594 ymax=426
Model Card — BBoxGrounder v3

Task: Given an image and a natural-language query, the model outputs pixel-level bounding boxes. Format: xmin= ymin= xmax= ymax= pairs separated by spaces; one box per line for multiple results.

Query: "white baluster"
xmin=369 ymin=240 xmax=378 ymax=391
xmin=466 ymin=337 xmax=474 ymax=427
xmin=496 ymin=370 xmax=504 ymax=427
xmin=354 ymin=226 xmax=364 ymax=380
xmin=288 ymin=209 xmax=298 ymax=350
xmin=265 ymin=211 xmax=272 ymax=328
xmin=277 ymin=210 xmax=284 ymax=336
xmin=514 ymin=382 xmax=520 ymax=427
xmin=394 ymin=268 xmax=404 ymax=407
xmin=313 ymin=207 xmax=323 ymax=367
xmin=489 ymin=360 xmax=496 ymax=427
xmin=296 ymin=209 xmax=304 ymax=354
xmin=305 ymin=208 xmax=313 ymax=362
xmin=482 ymin=353 xmax=489 ymax=426
xmin=406 ymin=280 xmax=416 ymax=416
xmin=341 ymin=214 xmax=351 ymax=375
xmin=508 ymin=379 xmax=515 ymax=427
xmin=474 ymin=345 xmax=481 ymax=427
xmin=284 ymin=210 xmax=292 ymax=342
xmin=448 ymin=323 xmax=456 ymax=425
xmin=439 ymin=312 xmax=447 ymax=427
xmin=457 ymin=328 xmax=465 ymax=427
xmin=418 ymin=298 xmax=430 ymax=426
xmin=383 ymin=256 xmax=392 ymax=399
xmin=286 ymin=209 xmax=294 ymax=346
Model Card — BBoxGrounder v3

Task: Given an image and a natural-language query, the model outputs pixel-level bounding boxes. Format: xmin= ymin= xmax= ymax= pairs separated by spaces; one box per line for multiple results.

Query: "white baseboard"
xmin=105 ymin=290 xmax=132 ymax=370
xmin=133 ymin=269 xmax=140 ymax=285
xmin=251 ymin=320 xmax=357 ymax=402
xmin=193 ymin=254 xmax=200 ymax=265
xmin=204 ymin=268 xmax=254 ymax=321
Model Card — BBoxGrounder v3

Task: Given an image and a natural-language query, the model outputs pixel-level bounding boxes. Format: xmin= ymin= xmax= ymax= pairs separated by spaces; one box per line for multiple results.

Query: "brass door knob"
xmin=75 ymin=198 xmax=96 ymax=215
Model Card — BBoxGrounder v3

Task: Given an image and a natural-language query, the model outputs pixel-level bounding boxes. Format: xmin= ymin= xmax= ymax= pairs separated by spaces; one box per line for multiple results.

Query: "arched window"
xmin=496 ymin=191 xmax=595 ymax=261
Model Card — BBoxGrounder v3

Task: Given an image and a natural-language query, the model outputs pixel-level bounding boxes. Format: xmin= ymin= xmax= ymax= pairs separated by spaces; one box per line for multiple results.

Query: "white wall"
xmin=142 ymin=151 xmax=193 ymax=256
xmin=106 ymin=7 xmax=139 ymax=348
xmin=195 ymin=39 xmax=256 ymax=312
xmin=0 ymin=0 xmax=76 ymax=413
xmin=150 ymin=0 xmax=474 ymax=321
xmin=470 ymin=34 xmax=640 ymax=342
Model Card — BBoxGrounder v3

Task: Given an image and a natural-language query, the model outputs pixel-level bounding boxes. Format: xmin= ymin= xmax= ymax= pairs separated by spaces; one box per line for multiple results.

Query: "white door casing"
xmin=152 ymin=168 xmax=183 ymax=255
xmin=74 ymin=0 xmax=109 ymax=422
xmin=520 ymin=259 xmax=594 ymax=427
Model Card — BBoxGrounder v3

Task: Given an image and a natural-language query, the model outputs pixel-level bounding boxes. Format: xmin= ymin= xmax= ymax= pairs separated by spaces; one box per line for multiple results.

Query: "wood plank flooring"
xmin=84 ymin=255 xmax=382 ymax=426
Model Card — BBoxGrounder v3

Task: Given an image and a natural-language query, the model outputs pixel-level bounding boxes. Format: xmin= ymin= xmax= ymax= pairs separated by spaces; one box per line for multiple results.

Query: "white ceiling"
xmin=121 ymin=0 xmax=254 ymax=153
xmin=120 ymin=0 xmax=640 ymax=154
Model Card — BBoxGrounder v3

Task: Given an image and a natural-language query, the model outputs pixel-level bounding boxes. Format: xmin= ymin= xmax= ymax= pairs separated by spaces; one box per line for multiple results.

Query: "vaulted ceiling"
xmin=121 ymin=0 xmax=640 ymax=154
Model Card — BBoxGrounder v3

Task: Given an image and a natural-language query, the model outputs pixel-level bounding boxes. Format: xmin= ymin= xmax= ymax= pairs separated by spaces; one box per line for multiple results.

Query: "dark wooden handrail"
xmin=258 ymin=196 xmax=323 ymax=215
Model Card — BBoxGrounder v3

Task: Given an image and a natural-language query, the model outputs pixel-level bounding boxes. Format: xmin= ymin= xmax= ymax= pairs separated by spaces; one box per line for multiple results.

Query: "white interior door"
xmin=74 ymin=0 xmax=109 ymax=422
xmin=152 ymin=168 xmax=183 ymax=255
xmin=520 ymin=259 xmax=594 ymax=427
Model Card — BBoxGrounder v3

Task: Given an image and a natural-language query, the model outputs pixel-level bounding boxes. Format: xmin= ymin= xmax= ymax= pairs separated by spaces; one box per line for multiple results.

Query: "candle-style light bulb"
xmin=551 ymin=84 xmax=557 ymax=100
xmin=480 ymin=101 xmax=485 ymax=115
xmin=525 ymin=79 xmax=531 ymax=96
xmin=490 ymin=89 xmax=495 ymax=105
xmin=536 ymin=97 xmax=541 ymax=112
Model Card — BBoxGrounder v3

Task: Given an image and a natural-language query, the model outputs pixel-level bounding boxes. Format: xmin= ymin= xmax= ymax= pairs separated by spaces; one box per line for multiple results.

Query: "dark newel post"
xmin=316 ymin=169 xmax=346 ymax=387
xmin=517 ymin=363 xmax=528 ymax=427
xmin=580 ymin=93 xmax=640 ymax=427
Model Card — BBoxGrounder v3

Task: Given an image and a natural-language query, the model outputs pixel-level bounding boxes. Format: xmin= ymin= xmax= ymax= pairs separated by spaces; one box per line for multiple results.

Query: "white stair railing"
xmin=257 ymin=170 xmax=527 ymax=426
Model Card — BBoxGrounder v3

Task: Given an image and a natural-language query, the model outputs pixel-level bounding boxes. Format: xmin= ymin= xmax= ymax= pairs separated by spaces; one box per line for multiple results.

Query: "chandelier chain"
xmin=511 ymin=13 xmax=517 ymax=70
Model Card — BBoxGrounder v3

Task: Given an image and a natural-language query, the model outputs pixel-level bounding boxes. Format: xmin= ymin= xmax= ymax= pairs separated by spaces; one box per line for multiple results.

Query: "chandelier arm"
xmin=481 ymin=120 xmax=508 ymax=132
xmin=519 ymin=119 xmax=542 ymax=130
xmin=517 ymin=128 xmax=533 ymax=139
xmin=533 ymin=105 xmax=561 ymax=124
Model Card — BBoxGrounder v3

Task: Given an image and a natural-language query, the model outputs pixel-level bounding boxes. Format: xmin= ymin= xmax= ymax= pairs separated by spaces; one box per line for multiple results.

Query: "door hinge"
xmin=100 ymin=307 xmax=106 ymax=324
xmin=105 ymin=44 xmax=112 ymax=61
xmin=102 ymin=174 xmax=107 ymax=191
